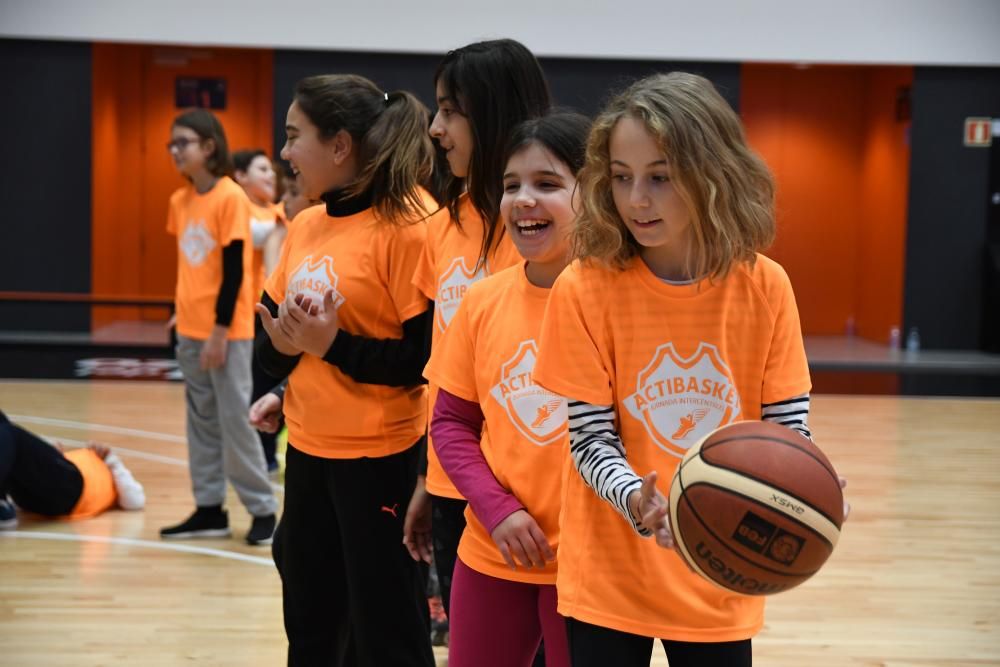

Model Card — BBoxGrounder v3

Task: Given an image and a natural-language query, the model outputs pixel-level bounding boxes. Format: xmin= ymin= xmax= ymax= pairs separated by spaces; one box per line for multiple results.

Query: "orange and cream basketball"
xmin=668 ymin=420 xmax=844 ymax=595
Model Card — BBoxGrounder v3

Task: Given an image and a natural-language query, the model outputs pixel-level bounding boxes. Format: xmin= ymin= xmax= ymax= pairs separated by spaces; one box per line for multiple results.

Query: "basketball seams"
xmin=683 ymin=454 xmax=842 ymax=541
xmin=678 ymin=490 xmax=823 ymax=580
xmin=702 ymin=433 xmax=839 ymax=485
xmin=701 ymin=434 xmax=840 ymax=484
xmin=682 ymin=480 xmax=833 ymax=554
xmin=703 ymin=433 xmax=837 ymax=478
xmin=668 ymin=422 xmax=842 ymax=595
xmin=668 ymin=468 xmax=719 ymax=589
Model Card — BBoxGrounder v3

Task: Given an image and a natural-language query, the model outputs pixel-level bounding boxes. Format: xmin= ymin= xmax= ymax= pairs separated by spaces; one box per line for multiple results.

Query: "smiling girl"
xmin=254 ymin=74 xmax=438 ymax=666
xmin=533 ymin=73 xmax=818 ymax=667
xmin=423 ymin=111 xmax=590 ymax=667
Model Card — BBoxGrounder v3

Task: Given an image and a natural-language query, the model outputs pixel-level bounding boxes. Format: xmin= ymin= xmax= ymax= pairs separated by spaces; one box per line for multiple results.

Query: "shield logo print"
xmin=489 ymin=340 xmax=567 ymax=447
xmin=180 ymin=219 xmax=216 ymax=266
xmin=435 ymin=257 xmax=486 ymax=332
xmin=623 ymin=342 xmax=741 ymax=457
xmin=286 ymin=255 xmax=346 ymax=312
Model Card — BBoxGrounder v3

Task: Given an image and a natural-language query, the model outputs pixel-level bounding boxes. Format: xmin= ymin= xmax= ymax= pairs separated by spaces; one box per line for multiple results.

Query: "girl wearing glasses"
xmin=160 ymin=109 xmax=278 ymax=547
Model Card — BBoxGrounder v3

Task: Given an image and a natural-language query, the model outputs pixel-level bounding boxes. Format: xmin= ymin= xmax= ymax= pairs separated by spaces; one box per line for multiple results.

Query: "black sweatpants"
xmin=0 ymin=410 xmax=83 ymax=515
xmin=250 ymin=320 xmax=279 ymax=467
xmin=429 ymin=494 xmax=467 ymax=617
xmin=565 ymin=617 xmax=752 ymax=667
xmin=273 ymin=442 xmax=434 ymax=667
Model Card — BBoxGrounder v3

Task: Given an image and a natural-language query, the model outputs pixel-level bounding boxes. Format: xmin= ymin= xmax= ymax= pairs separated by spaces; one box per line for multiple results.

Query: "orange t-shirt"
xmin=424 ymin=263 xmax=567 ymax=584
xmin=64 ymin=449 xmax=117 ymax=520
xmin=413 ymin=194 xmax=523 ymax=497
xmin=533 ymin=254 xmax=811 ymax=642
xmin=166 ymin=176 xmax=255 ymax=340
xmin=249 ymin=200 xmax=285 ymax=297
xmin=265 ymin=192 xmax=434 ymax=459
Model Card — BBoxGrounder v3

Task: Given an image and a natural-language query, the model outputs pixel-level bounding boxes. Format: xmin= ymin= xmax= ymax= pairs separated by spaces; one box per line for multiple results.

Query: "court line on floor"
xmin=0 ymin=530 xmax=274 ymax=566
xmin=9 ymin=414 xmax=186 ymax=443
xmin=44 ymin=436 xmax=189 ymax=467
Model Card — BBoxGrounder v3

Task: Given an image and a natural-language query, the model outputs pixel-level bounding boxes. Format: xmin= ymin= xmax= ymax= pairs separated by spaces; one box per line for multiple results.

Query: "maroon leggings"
xmin=448 ymin=557 xmax=570 ymax=667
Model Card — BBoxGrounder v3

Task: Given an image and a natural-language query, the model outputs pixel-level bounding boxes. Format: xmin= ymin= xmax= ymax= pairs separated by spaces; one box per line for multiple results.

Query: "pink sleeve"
xmin=431 ymin=389 xmax=524 ymax=534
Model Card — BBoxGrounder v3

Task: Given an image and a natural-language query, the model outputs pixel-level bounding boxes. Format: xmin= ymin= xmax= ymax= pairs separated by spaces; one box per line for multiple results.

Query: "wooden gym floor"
xmin=1 ymin=380 xmax=998 ymax=666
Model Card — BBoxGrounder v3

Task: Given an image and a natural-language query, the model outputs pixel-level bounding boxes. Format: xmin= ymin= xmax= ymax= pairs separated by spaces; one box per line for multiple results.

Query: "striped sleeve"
xmin=567 ymin=400 xmax=650 ymax=537
xmin=761 ymin=393 xmax=812 ymax=440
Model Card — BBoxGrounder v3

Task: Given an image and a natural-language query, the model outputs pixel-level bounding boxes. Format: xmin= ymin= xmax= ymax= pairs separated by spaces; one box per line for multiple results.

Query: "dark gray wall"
xmin=272 ymin=48 xmax=739 ymax=159
xmin=0 ymin=38 xmax=92 ymax=332
xmin=905 ymin=66 xmax=1000 ymax=350
xmin=541 ymin=57 xmax=740 ymax=115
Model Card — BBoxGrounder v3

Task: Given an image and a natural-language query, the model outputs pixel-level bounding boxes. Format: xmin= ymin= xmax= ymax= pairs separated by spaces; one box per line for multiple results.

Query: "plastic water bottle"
xmin=905 ymin=327 xmax=921 ymax=353
xmin=888 ymin=326 xmax=901 ymax=349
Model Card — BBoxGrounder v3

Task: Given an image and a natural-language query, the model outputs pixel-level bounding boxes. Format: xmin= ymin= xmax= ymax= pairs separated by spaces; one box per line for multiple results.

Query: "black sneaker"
xmin=160 ymin=507 xmax=230 ymax=540
xmin=0 ymin=498 xmax=17 ymax=531
xmin=246 ymin=514 xmax=276 ymax=546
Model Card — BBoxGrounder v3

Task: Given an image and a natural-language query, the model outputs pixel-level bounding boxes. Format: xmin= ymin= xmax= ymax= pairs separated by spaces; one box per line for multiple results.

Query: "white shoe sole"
xmin=160 ymin=528 xmax=231 ymax=540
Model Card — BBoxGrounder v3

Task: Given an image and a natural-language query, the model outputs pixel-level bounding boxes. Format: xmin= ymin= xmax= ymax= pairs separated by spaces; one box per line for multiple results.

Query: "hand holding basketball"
xmin=840 ymin=475 xmax=851 ymax=521
xmin=668 ymin=421 xmax=846 ymax=595
xmin=629 ymin=471 xmax=674 ymax=549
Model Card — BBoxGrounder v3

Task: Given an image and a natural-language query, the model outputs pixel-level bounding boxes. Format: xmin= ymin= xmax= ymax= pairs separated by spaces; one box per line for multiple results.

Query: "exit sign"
xmin=964 ymin=117 xmax=992 ymax=147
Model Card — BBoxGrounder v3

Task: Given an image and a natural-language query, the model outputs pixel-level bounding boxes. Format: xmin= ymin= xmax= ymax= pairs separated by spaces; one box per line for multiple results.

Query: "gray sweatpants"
xmin=176 ymin=336 xmax=277 ymax=517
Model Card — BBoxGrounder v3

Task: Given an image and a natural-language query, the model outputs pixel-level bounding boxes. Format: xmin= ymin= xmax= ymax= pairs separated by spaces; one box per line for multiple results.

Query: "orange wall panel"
xmin=91 ymin=44 xmax=274 ymax=326
xmin=741 ymin=64 xmax=910 ymax=339
xmin=742 ymin=65 xmax=865 ymax=335
xmin=92 ymin=43 xmax=145 ymax=327
xmin=856 ymin=68 xmax=912 ymax=343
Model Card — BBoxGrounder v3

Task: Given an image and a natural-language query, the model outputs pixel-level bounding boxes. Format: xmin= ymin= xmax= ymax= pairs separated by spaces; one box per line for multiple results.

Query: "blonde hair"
xmin=573 ymin=72 xmax=775 ymax=279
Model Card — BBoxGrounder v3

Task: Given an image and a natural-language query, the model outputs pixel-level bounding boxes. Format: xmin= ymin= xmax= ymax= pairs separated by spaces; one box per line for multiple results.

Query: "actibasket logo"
xmin=488 ymin=340 xmax=567 ymax=446
xmin=693 ymin=542 xmax=785 ymax=595
xmin=286 ymin=255 xmax=346 ymax=312
xmin=623 ymin=342 xmax=741 ymax=457
xmin=179 ymin=219 xmax=216 ymax=266
xmin=435 ymin=257 xmax=487 ymax=332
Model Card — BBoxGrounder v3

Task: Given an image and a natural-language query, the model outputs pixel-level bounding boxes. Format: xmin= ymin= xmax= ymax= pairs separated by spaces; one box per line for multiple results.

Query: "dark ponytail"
xmin=294 ymin=75 xmax=434 ymax=223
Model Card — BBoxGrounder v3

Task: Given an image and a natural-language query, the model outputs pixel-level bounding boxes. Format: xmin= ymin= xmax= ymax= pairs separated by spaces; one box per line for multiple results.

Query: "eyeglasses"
xmin=166 ymin=137 xmax=202 ymax=152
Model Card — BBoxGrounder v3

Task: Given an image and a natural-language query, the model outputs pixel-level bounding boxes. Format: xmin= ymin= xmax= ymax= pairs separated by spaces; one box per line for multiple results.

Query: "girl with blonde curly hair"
xmin=534 ymin=72 xmax=828 ymax=666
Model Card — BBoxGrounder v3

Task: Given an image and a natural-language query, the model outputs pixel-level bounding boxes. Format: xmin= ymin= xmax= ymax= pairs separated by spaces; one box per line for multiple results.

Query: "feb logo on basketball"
xmin=489 ymin=340 xmax=567 ymax=446
xmin=286 ymin=255 xmax=346 ymax=312
xmin=623 ymin=342 xmax=741 ymax=458
xmin=435 ymin=257 xmax=487 ymax=332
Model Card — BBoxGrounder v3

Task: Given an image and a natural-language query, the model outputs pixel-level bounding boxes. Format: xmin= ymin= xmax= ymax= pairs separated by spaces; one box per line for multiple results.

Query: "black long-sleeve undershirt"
xmin=254 ymin=292 xmax=433 ymax=387
xmin=214 ymin=241 xmax=244 ymax=327
xmin=255 ymin=293 xmax=302 ymax=380
xmin=322 ymin=303 xmax=433 ymax=387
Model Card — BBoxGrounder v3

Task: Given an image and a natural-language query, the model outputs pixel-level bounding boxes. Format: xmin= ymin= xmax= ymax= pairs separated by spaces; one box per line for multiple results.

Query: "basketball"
xmin=668 ymin=420 xmax=844 ymax=596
